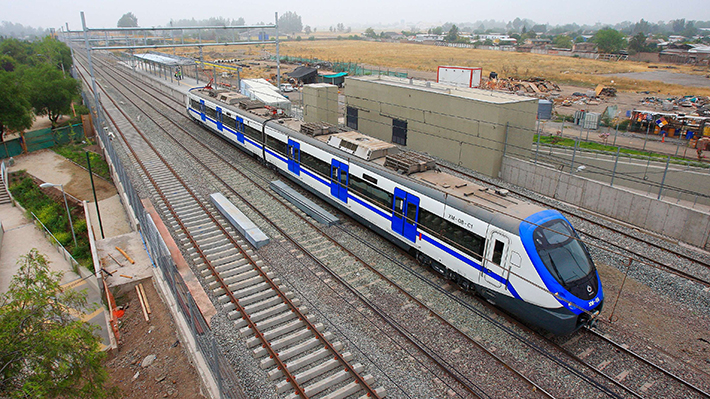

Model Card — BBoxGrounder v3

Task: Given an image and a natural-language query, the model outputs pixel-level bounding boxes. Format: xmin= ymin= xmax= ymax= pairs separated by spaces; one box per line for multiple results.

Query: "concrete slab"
xmin=96 ymin=231 xmax=154 ymax=293
xmin=645 ymin=200 xmax=670 ymax=233
xmin=142 ymin=199 xmax=216 ymax=326
xmin=85 ymin=194 xmax=132 ymax=240
xmin=209 ymin=192 xmax=270 ymax=249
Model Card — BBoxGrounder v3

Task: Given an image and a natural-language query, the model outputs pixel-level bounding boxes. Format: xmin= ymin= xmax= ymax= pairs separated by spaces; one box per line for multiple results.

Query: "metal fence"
xmin=0 ymin=123 xmax=85 ymax=159
xmin=83 ymin=87 xmax=243 ymax=399
xmin=277 ymin=55 xmax=408 ymax=78
xmin=525 ymin=136 xmax=710 ymax=208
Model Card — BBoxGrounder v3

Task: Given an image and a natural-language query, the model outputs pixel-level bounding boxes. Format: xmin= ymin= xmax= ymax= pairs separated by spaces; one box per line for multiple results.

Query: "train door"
xmin=235 ymin=116 xmax=245 ymax=144
xmin=215 ymin=107 xmax=223 ymax=131
xmin=199 ymin=100 xmax=206 ymax=122
xmin=330 ymin=159 xmax=349 ymax=203
xmin=483 ymin=229 xmax=509 ymax=288
xmin=287 ymin=139 xmax=300 ymax=175
xmin=391 ymin=188 xmax=419 ymax=243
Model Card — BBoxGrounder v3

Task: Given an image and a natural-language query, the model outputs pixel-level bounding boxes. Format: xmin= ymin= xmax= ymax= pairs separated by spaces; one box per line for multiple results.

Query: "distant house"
xmin=660 ymin=43 xmax=710 ymax=64
xmin=668 ymin=35 xmax=686 ymax=43
xmin=382 ymin=32 xmax=404 ymax=40
xmin=573 ymin=42 xmax=597 ymax=53
xmin=414 ymin=33 xmax=443 ymax=42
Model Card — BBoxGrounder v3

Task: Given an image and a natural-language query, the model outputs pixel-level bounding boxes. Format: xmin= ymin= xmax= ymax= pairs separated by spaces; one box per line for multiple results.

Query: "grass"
xmin=9 ymin=173 xmax=93 ymax=268
xmin=534 ymin=134 xmax=707 ymax=167
xmin=53 ymin=144 xmax=113 ymax=182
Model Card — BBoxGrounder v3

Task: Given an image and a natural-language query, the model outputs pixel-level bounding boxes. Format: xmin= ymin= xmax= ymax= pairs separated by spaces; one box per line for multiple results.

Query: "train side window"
xmin=510 ymin=251 xmax=522 ymax=268
xmin=492 ymin=240 xmax=505 ymax=265
xmin=300 ymin=150 xmax=330 ymax=178
xmin=419 ymin=208 xmax=484 ymax=261
xmin=266 ymin=136 xmax=287 ymax=156
xmin=190 ymin=99 xmax=201 ymax=110
xmin=244 ymin=124 xmax=261 ymax=142
xmin=349 ymin=174 xmax=393 ymax=211
xmin=406 ymin=201 xmax=418 ymax=224
xmin=204 ymin=106 xmax=216 ymax=119
xmin=224 ymin=115 xmax=236 ymax=129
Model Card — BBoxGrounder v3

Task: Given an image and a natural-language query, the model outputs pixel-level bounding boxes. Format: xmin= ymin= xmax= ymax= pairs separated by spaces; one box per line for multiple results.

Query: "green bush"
xmin=52 ymin=231 xmax=73 ymax=247
xmin=73 ymin=218 xmax=87 ymax=234
xmin=618 ymin=119 xmax=630 ymax=131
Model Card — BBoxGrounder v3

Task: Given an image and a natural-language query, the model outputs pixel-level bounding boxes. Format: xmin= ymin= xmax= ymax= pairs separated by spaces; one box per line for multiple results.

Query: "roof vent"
xmin=384 ymin=151 xmax=436 ymax=175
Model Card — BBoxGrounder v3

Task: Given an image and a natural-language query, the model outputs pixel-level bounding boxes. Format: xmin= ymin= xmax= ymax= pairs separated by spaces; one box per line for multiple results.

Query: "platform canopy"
xmin=131 ymin=52 xmax=196 ymax=66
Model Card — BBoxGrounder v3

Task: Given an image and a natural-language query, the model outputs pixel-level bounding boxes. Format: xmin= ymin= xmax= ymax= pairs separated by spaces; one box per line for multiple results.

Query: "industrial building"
xmin=342 ymin=75 xmax=538 ymax=177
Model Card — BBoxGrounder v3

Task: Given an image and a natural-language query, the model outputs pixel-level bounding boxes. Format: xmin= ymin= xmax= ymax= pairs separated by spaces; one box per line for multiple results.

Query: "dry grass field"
xmin=276 ymin=40 xmax=710 ymax=96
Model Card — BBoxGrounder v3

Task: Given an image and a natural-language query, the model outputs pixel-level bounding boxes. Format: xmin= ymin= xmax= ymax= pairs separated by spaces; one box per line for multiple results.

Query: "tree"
xmin=552 ymin=34 xmax=573 ymax=49
xmin=0 ymin=69 xmax=33 ymax=141
xmin=430 ymin=26 xmax=443 ymax=35
xmin=628 ymin=32 xmax=647 ymax=53
xmin=592 ymin=28 xmax=626 ymax=53
xmin=364 ymin=27 xmax=377 ymax=38
xmin=445 ymin=25 xmax=459 ymax=42
xmin=0 ymin=250 xmax=110 ymax=398
xmin=117 ymin=12 xmax=138 ymax=28
xmin=304 ymin=25 xmax=311 ymax=35
xmin=23 ymin=63 xmax=80 ymax=128
xmin=278 ymin=11 xmax=302 ymax=34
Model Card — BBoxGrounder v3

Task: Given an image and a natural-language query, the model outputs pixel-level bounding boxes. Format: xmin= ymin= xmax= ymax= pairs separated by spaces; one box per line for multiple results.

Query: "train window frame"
xmin=492 ymin=240 xmax=505 ymax=265
xmin=266 ymin=135 xmax=288 ymax=156
xmin=190 ymin=99 xmax=201 ymax=111
xmin=349 ymin=174 xmax=393 ymax=211
xmin=243 ymin=123 xmax=262 ymax=142
xmin=204 ymin=106 xmax=216 ymax=120
xmin=419 ymin=208 xmax=485 ymax=262
xmin=300 ymin=150 xmax=330 ymax=179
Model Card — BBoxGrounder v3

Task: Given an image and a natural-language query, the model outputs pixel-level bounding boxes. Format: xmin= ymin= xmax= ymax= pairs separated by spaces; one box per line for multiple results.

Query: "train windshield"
xmin=533 ymin=219 xmax=594 ymax=286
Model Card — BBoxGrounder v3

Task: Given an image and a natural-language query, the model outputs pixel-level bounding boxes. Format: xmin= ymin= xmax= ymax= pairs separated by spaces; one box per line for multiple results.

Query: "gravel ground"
xmin=89 ymin=52 xmax=710 ymax=398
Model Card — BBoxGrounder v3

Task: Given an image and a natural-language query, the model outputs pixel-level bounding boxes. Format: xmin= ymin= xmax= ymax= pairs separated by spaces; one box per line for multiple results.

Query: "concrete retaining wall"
xmin=500 ymin=157 xmax=710 ymax=250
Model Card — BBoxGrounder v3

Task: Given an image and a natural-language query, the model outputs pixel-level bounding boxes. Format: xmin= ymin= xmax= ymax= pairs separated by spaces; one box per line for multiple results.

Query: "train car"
xmin=186 ymin=86 xmax=604 ymax=335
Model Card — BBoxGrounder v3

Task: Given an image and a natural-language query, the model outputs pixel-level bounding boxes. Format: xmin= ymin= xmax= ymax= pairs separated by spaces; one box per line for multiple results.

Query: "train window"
xmin=244 ymin=124 xmax=262 ymax=142
xmin=419 ymin=208 xmax=484 ymax=261
xmin=300 ymin=150 xmax=330 ymax=178
xmin=204 ymin=106 xmax=216 ymax=120
xmin=349 ymin=174 xmax=393 ymax=211
xmin=492 ymin=240 xmax=505 ymax=265
xmin=407 ymin=202 xmax=418 ymax=224
xmin=266 ymin=136 xmax=287 ymax=156
xmin=190 ymin=99 xmax=201 ymax=110
xmin=224 ymin=115 xmax=236 ymax=129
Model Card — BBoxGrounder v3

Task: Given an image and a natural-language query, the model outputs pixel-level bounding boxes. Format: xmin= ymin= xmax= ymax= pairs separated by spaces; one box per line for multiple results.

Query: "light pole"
xmin=40 ymin=183 xmax=77 ymax=247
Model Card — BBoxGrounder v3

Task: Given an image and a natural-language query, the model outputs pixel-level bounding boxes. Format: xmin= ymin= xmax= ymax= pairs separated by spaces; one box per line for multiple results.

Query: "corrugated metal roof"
xmin=133 ymin=52 xmax=196 ymax=66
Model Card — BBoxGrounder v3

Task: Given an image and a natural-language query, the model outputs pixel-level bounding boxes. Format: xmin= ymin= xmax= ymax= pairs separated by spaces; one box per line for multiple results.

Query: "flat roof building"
xmin=343 ymin=75 xmax=537 ymax=177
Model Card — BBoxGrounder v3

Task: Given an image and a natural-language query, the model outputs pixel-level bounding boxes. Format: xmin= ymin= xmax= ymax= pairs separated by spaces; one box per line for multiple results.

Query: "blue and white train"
xmin=186 ymin=87 xmax=604 ymax=335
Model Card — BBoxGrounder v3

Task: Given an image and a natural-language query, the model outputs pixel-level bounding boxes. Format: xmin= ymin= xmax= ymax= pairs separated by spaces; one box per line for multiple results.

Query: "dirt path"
xmin=9 ymin=149 xmax=116 ymax=201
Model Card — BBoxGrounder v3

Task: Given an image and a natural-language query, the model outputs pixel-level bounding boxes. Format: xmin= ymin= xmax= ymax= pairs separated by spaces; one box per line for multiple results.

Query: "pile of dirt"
xmin=104 ymin=280 xmax=205 ymax=398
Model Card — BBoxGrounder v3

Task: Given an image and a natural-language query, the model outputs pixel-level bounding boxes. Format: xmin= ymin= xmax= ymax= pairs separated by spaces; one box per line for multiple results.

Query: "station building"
xmin=342 ymin=75 xmax=538 ymax=177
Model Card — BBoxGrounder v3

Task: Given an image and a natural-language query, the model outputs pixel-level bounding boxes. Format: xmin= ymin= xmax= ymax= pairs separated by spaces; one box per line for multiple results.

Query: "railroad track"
xmin=75 ymin=52 xmax=385 ymax=399
xmin=79 ymin=51 xmax=710 ymax=398
xmin=81 ymin=52 xmax=637 ymax=398
xmin=78 ymin=51 xmax=551 ymax=398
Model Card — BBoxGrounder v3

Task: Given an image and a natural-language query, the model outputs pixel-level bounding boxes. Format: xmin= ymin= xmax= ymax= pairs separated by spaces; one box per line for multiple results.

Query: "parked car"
xmin=280 ymin=84 xmax=294 ymax=92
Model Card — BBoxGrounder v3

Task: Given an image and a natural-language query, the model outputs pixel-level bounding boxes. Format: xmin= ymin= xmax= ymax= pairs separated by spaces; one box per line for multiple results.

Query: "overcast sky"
xmin=2 ymin=0 xmax=709 ymax=31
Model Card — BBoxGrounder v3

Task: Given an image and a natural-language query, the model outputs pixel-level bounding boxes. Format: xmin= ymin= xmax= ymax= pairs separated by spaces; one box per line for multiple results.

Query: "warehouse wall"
xmin=500 ymin=156 xmax=710 ymax=250
xmin=344 ymin=77 xmax=536 ymax=178
xmin=303 ymin=83 xmax=339 ymax=125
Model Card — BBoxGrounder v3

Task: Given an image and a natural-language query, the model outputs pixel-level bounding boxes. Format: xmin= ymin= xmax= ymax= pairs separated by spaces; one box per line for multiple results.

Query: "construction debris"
xmin=484 ymin=76 xmax=560 ymax=95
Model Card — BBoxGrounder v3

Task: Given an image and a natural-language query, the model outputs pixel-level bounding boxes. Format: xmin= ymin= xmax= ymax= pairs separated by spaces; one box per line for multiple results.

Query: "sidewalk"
xmin=0 ymin=202 xmax=111 ymax=349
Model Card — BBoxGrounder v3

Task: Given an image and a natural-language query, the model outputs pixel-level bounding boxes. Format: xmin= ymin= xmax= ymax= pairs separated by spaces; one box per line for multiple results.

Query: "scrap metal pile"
xmin=639 ymin=95 xmax=710 ymax=116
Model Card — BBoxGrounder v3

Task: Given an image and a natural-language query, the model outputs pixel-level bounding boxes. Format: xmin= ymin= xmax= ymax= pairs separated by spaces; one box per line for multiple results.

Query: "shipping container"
xmin=436 ymin=66 xmax=482 ymax=88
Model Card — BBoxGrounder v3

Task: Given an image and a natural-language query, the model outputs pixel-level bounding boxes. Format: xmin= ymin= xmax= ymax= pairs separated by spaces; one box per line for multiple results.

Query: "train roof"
xmin=189 ymin=87 xmax=546 ymax=234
